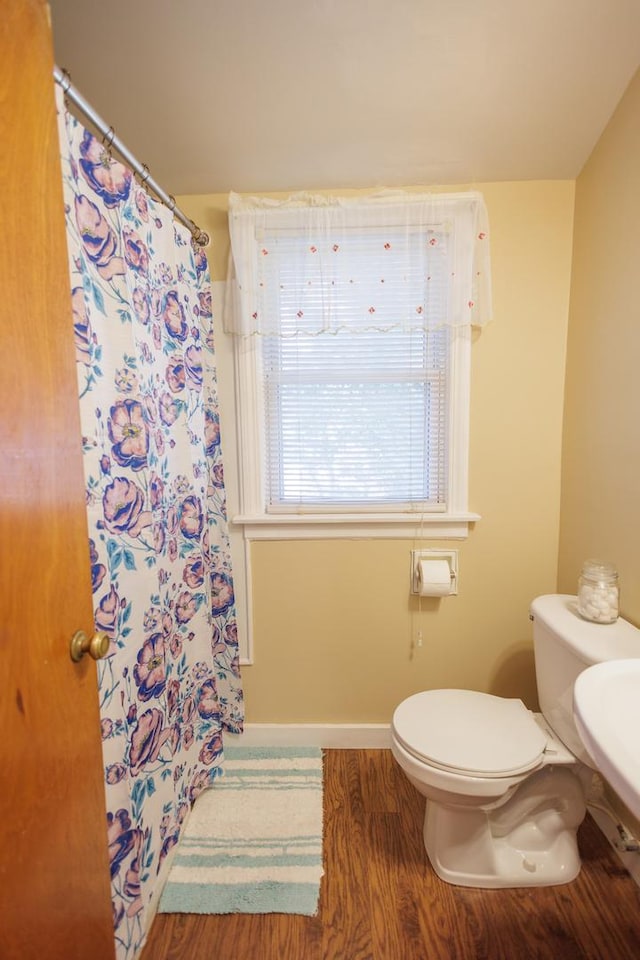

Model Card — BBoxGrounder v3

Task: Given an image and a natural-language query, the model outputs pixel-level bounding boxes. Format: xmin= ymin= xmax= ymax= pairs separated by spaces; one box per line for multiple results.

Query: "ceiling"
xmin=49 ymin=0 xmax=640 ymax=198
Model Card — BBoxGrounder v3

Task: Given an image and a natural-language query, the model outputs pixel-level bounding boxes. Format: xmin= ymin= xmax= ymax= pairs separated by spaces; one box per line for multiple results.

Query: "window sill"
xmin=232 ymin=512 xmax=481 ymax=541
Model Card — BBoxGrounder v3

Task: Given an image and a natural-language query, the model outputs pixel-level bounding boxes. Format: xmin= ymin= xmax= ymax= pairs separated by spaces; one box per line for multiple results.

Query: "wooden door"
xmin=0 ymin=2 xmax=115 ymax=958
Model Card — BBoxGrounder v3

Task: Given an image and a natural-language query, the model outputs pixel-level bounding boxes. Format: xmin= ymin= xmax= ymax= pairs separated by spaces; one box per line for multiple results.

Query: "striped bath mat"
xmin=158 ymin=746 xmax=324 ymax=915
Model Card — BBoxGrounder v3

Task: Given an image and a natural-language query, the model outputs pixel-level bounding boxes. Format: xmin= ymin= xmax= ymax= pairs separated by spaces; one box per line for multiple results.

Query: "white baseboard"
xmin=588 ymin=804 xmax=640 ymax=889
xmin=225 ymin=722 xmax=391 ymax=749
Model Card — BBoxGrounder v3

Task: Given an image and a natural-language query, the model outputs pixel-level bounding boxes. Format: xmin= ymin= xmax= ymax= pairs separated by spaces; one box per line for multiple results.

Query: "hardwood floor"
xmin=141 ymin=750 xmax=640 ymax=960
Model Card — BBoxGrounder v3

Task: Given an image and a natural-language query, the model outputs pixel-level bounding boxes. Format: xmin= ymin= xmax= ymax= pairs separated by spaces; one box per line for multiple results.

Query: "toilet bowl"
xmin=390 ymin=689 xmax=585 ymax=887
xmin=391 ymin=595 xmax=640 ymax=889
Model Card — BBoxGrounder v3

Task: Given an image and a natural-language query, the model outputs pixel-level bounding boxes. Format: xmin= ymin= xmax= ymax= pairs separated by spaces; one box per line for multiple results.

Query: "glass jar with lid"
xmin=577 ymin=559 xmax=619 ymax=623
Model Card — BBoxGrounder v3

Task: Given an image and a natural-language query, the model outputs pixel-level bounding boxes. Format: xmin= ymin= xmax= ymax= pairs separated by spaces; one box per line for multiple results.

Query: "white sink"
xmin=573 ymin=658 xmax=640 ymax=820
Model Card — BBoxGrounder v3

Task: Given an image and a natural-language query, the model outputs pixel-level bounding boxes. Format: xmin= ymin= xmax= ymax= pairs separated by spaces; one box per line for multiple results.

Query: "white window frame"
xmin=232 ymin=324 xmax=479 ymax=541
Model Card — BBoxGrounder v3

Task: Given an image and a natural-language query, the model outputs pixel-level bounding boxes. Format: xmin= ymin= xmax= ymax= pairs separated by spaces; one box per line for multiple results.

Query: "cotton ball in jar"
xmin=577 ymin=560 xmax=619 ymax=623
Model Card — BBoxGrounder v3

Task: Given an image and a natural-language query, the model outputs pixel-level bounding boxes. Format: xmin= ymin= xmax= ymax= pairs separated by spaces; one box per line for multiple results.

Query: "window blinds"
xmin=259 ymin=228 xmax=450 ymax=510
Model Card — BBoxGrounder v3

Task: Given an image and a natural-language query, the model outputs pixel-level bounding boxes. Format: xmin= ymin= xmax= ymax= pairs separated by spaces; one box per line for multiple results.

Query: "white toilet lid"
xmin=392 ymin=689 xmax=547 ymax=778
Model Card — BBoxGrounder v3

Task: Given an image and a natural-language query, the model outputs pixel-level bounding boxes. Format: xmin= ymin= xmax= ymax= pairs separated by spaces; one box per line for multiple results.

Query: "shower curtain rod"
xmin=54 ymin=66 xmax=210 ymax=247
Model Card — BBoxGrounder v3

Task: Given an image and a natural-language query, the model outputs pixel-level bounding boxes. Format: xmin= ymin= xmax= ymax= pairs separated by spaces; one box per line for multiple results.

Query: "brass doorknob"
xmin=70 ymin=630 xmax=110 ymax=662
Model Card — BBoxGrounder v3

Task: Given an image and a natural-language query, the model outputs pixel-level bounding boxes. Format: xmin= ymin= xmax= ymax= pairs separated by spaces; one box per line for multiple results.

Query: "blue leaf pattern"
xmin=56 ymin=90 xmax=244 ymax=960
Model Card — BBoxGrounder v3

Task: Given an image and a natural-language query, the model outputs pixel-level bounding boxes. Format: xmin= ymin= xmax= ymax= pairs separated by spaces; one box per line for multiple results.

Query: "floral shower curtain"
xmin=56 ymin=90 xmax=243 ymax=960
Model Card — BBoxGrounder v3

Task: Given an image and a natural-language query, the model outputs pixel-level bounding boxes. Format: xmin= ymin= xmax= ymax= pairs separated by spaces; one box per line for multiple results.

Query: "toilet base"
xmin=423 ymin=766 xmax=586 ymax=888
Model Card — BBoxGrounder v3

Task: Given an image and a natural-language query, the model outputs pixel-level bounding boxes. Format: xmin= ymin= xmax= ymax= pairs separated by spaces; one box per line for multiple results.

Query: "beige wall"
xmin=181 ymin=181 xmax=575 ymax=722
xmin=558 ymin=68 xmax=640 ymax=626
xmin=558 ymin=69 xmax=640 ymax=831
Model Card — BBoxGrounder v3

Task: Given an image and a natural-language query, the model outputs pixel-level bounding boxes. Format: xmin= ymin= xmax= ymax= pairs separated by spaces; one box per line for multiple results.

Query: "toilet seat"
xmin=391 ymin=689 xmax=548 ymax=778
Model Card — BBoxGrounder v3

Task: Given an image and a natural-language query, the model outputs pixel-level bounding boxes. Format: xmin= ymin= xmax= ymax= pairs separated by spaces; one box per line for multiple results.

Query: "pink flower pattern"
xmin=133 ymin=633 xmax=167 ymax=701
xmin=108 ymin=399 xmax=149 ymax=471
xmin=58 ymin=92 xmax=243 ymax=960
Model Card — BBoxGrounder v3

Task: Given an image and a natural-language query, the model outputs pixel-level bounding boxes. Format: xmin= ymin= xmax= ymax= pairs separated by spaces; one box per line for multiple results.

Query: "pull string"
xmin=54 ymin=66 xmax=210 ymax=247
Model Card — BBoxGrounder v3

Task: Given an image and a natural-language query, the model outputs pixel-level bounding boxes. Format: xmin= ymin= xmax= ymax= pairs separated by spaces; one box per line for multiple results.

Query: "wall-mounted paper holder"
xmin=411 ymin=549 xmax=458 ymax=596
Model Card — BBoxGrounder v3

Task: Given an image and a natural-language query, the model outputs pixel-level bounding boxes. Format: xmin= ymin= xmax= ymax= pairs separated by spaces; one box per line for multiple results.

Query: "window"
xmin=227 ymin=191 xmax=490 ymax=539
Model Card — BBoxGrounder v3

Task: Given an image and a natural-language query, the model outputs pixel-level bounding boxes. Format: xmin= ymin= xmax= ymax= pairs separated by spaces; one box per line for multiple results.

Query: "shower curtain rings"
xmin=59 ymin=68 xmax=72 ymax=94
xmin=58 ymin=69 xmax=72 ymax=111
xmin=138 ymin=164 xmax=151 ymax=189
xmin=102 ymin=126 xmax=116 ymax=152
xmin=54 ymin=64 xmax=209 ymax=246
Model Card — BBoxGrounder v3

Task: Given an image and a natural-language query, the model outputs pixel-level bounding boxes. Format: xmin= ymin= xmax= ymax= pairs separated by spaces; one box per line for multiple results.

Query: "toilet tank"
xmin=531 ymin=594 xmax=640 ymax=765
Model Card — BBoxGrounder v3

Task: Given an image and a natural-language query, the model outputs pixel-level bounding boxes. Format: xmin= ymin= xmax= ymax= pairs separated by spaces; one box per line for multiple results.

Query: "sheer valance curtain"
xmin=224 ymin=189 xmax=492 ymax=520
xmin=225 ymin=189 xmax=492 ymax=338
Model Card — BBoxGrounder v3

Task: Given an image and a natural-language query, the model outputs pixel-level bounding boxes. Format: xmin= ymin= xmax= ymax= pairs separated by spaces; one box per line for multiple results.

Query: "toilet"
xmin=391 ymin=594 xmax=640 ymax=888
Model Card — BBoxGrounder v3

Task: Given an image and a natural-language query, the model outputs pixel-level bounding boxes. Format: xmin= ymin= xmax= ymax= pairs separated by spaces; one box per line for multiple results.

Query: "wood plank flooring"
xmin=141 ymin=749 xmax=640 ymax=960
